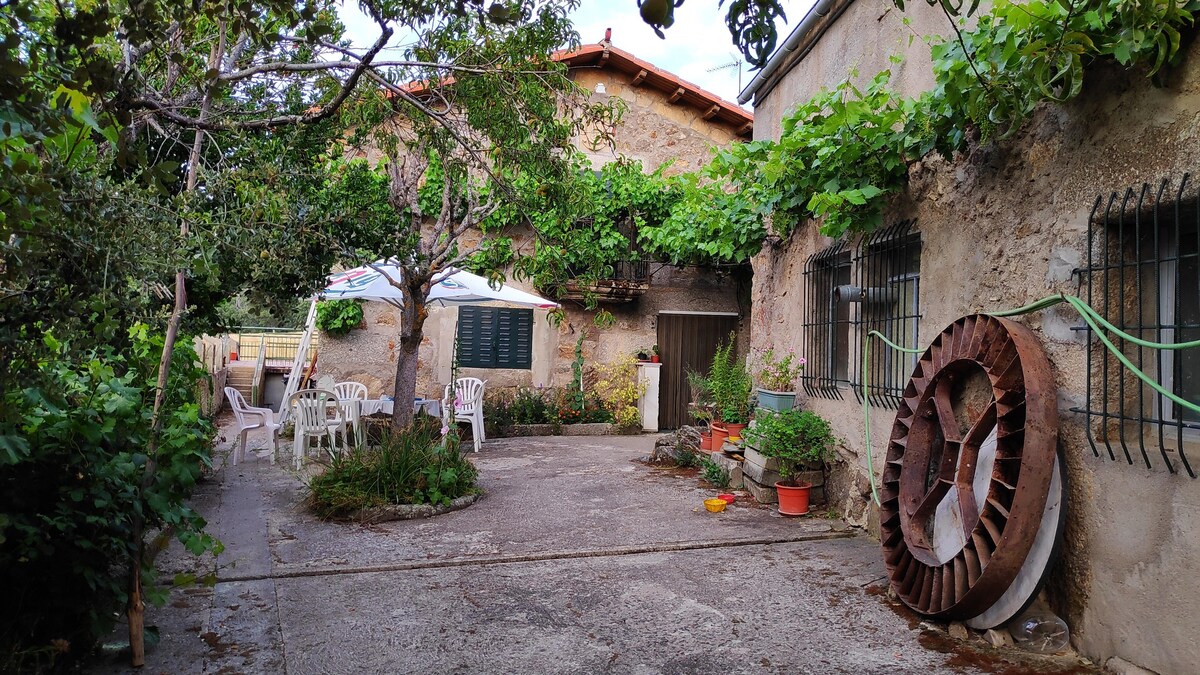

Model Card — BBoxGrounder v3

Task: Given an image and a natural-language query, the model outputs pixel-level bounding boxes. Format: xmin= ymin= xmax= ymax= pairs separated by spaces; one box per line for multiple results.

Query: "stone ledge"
xmin=504 ymin=423 xmax=641 ymax=437
xmin=351 ymin=493 xmax=480 ymax=524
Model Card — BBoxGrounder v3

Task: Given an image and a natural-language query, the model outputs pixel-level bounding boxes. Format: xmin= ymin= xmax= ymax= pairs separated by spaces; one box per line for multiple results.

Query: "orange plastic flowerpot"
xmin=724 ymin=422 xmax=747 ymax=442
xmin=775 ymin=481 xmax=812 ymax=516
xmin=710 ymin=423 xmax=729 ymax=450
xmin=699 ymin=432 xmax=713 ymax=452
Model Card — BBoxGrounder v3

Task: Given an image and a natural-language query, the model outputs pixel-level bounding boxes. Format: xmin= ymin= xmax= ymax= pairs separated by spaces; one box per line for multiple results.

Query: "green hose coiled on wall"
xmin=861 ymin=294 xmax=1200 ymax=507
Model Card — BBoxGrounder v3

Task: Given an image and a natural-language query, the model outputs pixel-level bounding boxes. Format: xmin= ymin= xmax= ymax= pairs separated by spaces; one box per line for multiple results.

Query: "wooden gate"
xmin=657 ymin=312 xmax=740 ymax=430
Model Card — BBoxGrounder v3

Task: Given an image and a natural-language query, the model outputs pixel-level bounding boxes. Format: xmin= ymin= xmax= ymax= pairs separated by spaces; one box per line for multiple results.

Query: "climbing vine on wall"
xmin=660 ymin=0 xmax=1200 ymax=252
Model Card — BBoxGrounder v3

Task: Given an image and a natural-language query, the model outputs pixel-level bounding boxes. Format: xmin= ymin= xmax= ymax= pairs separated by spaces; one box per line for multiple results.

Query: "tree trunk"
xmin=128 ymin=22 xmax=223 ymax=668
xmin=390 ymin=285 xmax=429 ymax=430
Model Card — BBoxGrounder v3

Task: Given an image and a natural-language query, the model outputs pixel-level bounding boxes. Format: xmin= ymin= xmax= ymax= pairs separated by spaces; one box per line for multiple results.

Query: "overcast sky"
xmin=336 ymin=1 xmax=810 ymax=107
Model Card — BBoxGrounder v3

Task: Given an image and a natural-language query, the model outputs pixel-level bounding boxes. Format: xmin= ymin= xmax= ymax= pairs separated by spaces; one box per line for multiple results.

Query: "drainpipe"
xmin=737 ymin=0 xmax=842 ymax=105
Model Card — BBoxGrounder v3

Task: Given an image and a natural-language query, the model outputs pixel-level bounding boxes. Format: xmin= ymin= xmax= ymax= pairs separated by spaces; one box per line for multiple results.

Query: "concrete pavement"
xmin=90 ymin=418 xmax=1094 ymax=674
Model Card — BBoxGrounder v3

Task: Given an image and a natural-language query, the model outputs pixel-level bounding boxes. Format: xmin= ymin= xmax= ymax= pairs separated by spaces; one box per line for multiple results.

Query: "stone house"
xmin=319 ymin=36 xmax=753 ymax=428
xmin=739 ymin=1 xmax=1200 ymax=672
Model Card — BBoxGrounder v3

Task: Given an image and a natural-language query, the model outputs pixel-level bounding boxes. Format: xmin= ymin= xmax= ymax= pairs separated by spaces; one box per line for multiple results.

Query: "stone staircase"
xmin=225 ymin=363 xmax=258 ymax=403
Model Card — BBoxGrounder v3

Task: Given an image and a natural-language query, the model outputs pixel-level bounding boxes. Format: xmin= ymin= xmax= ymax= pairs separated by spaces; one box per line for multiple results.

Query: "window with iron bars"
xmin=853 ymin=221 xmax=922 ymax=408
xmin=800 ymin=243 xmax=852 ymax=397
xmin=1075 ymin=174 xmax=1200 ymax=477
xmin=798 ymin=221 xmax=922 ymax=404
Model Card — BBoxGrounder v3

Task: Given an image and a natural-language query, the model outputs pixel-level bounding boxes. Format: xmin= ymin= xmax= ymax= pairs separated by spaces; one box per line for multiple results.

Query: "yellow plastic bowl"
xmin=704 ymin=498 xmax=728 ymax=513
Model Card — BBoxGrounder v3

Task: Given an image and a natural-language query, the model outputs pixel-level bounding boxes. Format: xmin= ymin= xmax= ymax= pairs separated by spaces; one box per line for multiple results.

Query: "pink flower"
xmin=440 ymin=423 xmax=450 ymax=437
xmin=798 ymin=357 xmax=807 ymax=366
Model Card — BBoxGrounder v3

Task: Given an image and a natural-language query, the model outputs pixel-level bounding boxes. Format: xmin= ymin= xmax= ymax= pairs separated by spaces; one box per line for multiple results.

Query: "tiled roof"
xmin=555 ymin=41 xmax=753 ymax=137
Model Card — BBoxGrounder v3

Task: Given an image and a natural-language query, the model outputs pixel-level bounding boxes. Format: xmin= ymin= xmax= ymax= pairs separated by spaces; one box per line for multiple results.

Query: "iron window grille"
xmin=1074 ymin=174 xmax=1200 ymax=477
xmin=800 ymin=242 xmax=853 ymax=398
xmin=852 ymin=220 xmax=923 ymax=408
xmin=455 ymin=306 xmax=534 ymax=370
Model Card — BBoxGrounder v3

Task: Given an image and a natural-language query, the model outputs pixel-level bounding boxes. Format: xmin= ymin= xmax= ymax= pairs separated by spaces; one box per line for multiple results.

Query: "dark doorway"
xmin=657 ymin=312 xmax=740 ymax=429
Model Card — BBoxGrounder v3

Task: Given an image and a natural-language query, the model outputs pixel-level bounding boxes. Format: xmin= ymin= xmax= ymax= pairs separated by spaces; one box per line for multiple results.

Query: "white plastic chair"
xmin=224 ymin=387 xmax=280 ymax=464
xmin=288 ymin=388 xmax=347 ymax=469
xmin=443 ymin=377 xmax=486 ymax=452
xmin=333 ymin=381 xmax=368 ymax=446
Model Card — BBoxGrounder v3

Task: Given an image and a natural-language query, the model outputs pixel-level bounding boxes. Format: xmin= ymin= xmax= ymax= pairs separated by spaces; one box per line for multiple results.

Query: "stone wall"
xmin=572 ymin=69 xmax=739 ymax=173
xmin=753 ymin=6 xmax=1200 ymax=673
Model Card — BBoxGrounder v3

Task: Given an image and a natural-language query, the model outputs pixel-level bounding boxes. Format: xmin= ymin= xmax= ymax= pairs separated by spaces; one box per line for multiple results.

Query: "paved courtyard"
xmin=91 ymin=417 xmax=1093 ymax=674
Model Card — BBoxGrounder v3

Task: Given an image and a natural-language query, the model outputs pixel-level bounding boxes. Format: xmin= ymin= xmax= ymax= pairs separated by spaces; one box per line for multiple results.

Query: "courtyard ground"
xmin=90 ymin=415 xmax=1095 ymax=674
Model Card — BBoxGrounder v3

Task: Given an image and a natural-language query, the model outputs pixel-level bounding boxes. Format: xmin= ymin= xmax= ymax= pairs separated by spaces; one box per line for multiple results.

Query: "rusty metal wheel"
xmin=881 ymin=314 xmax=1059 ymax=620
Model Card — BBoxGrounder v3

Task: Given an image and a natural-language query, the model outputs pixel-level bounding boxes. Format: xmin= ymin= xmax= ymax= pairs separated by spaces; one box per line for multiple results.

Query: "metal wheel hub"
xmin=881 ymin=314 xmax=1059 ymax=620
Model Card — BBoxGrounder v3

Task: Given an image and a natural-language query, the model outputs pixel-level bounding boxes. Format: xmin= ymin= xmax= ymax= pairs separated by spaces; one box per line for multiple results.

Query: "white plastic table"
xmin=357 ymin=398 xmax=442 ymax=419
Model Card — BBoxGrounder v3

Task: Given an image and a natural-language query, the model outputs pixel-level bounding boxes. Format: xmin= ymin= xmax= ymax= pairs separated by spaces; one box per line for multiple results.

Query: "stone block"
xmin=742 ymin=460 xmax=782 ymax=487
xmin=742 ymin=474 xmax=778 ymax=504
xmin=1104 ymin=656 xmax=1159 ymax=675
xmin=984 ymin=629 xmax=1013 ymax=648
xmin=742 ymin=445 xmax=778 ymax=472
xmin=948 ymin=621 xmax=970 ymax=642
xmin=709 ymin=452 xmax=744 ymax=489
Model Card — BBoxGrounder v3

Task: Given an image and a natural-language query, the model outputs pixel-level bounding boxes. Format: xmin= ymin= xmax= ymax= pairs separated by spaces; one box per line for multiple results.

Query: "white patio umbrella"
xmin=323 ymin=261 xmax=559 ymax=309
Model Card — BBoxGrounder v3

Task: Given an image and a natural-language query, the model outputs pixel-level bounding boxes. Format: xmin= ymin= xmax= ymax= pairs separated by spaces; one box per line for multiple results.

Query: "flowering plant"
xmin=755 ymin=347 xmax=806 ymax=392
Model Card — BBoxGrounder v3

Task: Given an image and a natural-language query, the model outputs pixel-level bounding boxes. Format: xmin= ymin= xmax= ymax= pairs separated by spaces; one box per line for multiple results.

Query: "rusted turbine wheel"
xmin=881 ymin=314 xmax=1058 ymax=620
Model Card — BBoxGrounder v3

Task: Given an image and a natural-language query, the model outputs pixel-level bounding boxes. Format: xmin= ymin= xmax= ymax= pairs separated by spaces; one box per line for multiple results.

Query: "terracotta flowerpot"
xmin=724 ymin=422 xmax=748 ymax=442
xmin=699 ymin=432 xmax=713 ymax=452
xmin=775 ymin=481 xmax=812 ymax=516
xmin=710 ymin=423 xmax=729 ymax=449
xmin=650 ymin=354 xmax=660 ymax=363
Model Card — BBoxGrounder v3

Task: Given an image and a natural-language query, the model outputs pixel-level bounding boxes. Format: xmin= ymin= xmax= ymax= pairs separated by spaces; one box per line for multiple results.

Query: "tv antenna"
xmin=707 ymin=53 xmax=742 ymax=91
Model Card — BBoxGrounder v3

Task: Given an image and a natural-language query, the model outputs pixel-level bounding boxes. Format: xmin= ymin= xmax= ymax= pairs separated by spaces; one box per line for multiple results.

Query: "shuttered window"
xmin=456 ymin=306 xmax=533 ymax=369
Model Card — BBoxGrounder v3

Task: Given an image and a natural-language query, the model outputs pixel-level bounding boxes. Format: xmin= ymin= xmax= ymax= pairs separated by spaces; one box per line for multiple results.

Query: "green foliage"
xmin=482 ymin=385 xmax=612 ymax=436
xmin=0 ymin=327 xmax=217 ymax=663
xmin=643 ymin=0 xmax=788 ymax=68
xmin=701 ymin=457 xmax=732 ymax=488
xmin=707 ymin=333 xmax=754 ymax=424
xmin=570 ymin=331 xmax=587 ymax=416
xmin=315 ymin=299 xmax=364 ymax=336
xmin=640 ymin=166 xmax=765 ymax=265
xmin=674 ymin=0 xmax=1200 ymax=250
xmin=743 ymin=409 xmax=836 ymax=481
xmin=308 ymin=420 xmax=479 ymax=519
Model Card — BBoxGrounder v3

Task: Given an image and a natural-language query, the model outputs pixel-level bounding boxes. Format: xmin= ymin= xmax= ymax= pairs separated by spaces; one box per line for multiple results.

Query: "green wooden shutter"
xmin=456 ymin=306 xmax=496 ymax=368
xmin=495 ymin=308 xmax=533 ymax=369
xmin=455 ymin=307 xmax=532 ymax=369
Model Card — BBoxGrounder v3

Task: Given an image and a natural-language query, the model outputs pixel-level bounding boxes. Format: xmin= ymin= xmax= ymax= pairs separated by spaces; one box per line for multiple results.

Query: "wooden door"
xmin=657 ymin=313 xmax=740 ymax=429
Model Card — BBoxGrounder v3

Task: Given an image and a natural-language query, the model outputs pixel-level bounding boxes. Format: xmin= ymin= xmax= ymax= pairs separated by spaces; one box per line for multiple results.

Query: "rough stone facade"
xmin=319 ymin=45 xmax=748 ymax=404
xmin=750 ymin=3 xmax=1200 ymax=673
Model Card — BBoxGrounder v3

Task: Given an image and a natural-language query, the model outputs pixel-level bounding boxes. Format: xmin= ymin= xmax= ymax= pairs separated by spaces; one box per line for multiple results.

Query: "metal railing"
xmin=232 ymin=328 xmax=316 ymax=362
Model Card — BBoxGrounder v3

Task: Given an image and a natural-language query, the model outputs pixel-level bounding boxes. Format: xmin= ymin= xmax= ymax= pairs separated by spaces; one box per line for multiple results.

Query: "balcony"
xmin=558 ymin=260 xmax=650 ymax=304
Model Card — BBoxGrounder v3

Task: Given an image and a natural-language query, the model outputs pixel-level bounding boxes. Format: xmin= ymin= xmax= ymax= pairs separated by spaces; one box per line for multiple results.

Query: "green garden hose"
xmin=861 ymin=294 xmax=1200 ymax=507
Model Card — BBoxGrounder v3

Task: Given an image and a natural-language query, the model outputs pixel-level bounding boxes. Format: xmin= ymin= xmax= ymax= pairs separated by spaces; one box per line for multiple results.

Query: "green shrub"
xmin=308 ymin=420 xmax=479 ymax=519
xmin=743 ymin=409 xmax=835 ymax=482
xmin=707 ymin=332 xmax=754 ymax=424
xmin=314 ymin=299 xmax=364 ymax=336
xmin=701 ymin=458 xmax=731 ymax=488
xmin=0 ymin=327 xmax=217 ymax=667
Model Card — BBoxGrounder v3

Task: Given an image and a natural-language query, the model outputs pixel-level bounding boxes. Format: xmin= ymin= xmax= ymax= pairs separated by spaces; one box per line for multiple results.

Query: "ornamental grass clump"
xmin=707 ymin=332 xmax=754 ymax=424
xmin=743 ymin=409 xmax=836 ymax=485
xmin=308 ymin=419 xmax=478 ymax=519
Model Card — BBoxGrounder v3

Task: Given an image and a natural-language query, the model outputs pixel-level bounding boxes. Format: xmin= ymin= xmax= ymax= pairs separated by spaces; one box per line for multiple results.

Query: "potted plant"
xmin=635 ymin=347 xmax=650 ymax=362
xmin=754 ymin=347 xmax=806 ymax=412
xmin=743 ymin=409 xmax=835 ymax=516
xmin=707 ymin=333 xmax=754 ymax=442
xmin=650 ymin=344 xmax=661 ymax=363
